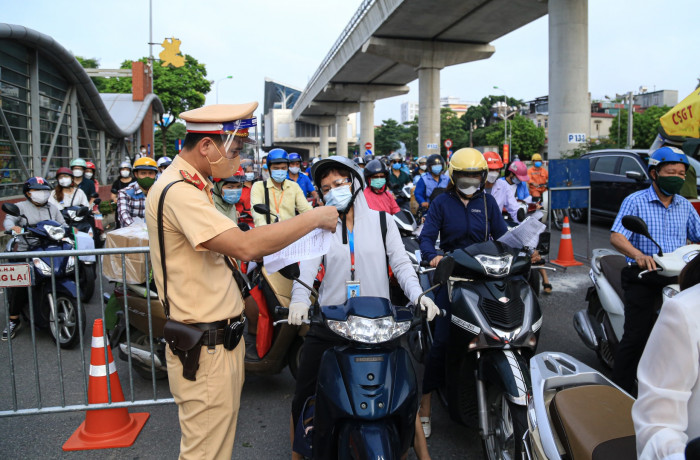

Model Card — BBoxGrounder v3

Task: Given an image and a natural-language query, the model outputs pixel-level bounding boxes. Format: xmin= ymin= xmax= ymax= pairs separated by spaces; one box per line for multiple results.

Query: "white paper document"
xmin=497 ymin=217 xmax=546 ymax=249
xmin=263 ymin=228 xmax=333 ymax=274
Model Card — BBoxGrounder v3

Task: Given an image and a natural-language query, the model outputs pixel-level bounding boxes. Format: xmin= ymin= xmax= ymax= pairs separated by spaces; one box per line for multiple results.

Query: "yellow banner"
xmin=660 ymin=88 xmax=700 ymax=138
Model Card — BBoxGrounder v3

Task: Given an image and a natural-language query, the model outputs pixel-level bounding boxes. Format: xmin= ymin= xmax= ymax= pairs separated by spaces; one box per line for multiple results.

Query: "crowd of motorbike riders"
xmin=2 ymin=142 xmax=700 ymax=459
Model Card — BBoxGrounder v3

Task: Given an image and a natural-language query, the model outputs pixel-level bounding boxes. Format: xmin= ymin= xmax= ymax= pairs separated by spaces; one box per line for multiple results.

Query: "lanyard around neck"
xmin=349 ymin=230 xmax=355 ymax=281
xmin=271 ymin=186 xmax=285 ymax=216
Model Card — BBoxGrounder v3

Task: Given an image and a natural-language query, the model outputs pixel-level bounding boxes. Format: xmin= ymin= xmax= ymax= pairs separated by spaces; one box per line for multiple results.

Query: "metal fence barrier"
xmin=0 ymin=246 xmax=174 ymax=417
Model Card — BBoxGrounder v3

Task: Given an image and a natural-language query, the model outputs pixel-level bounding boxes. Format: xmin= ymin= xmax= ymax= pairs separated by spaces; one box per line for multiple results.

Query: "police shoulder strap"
xmin=157 ymin=180 xmax=185 ymax=318
xmin=263 ymin=179 xmax=271 ymax=225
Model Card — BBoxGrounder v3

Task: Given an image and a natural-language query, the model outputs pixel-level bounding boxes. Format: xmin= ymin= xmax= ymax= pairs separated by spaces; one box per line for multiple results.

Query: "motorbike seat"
xmin=599 ymin=255 xmax=627 ymax=302
xmin=549 ymin=384 xmax=636 ymax=460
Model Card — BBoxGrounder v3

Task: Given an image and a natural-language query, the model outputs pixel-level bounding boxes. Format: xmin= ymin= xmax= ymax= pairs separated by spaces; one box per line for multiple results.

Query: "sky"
xmin=4 ymin=0 xmax=698 ymax=126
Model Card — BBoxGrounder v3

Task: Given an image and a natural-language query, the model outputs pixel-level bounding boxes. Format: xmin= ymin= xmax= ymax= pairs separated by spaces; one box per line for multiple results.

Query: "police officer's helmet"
xmin=363 ymin=159 xmax=388 ymax=179
xmin=266 ymin=149 xmax=289 ymax=168
xmin=23 ymin=176 xmax=51 ymax=196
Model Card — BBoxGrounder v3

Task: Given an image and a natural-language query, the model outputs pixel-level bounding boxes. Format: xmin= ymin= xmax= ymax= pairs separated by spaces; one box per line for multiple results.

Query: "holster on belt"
xmin=163 ymin=319 xmax=204 ymax=381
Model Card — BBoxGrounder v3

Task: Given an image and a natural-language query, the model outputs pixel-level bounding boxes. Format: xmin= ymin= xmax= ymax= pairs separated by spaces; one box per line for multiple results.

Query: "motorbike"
xmin=523 ymin=351 xmax=637 ymax=459
xmin=276 ymin=260 xmax=450 ymax=459
xmin=61 ymin=205 xmax=97 ymax=302
xmin=574 ymin=215 xmax=700 ymax=369
xmin=429 ymin=239 xmax=543 ymax=459
xmin=2 ymin=203 xmax=86 ymax=348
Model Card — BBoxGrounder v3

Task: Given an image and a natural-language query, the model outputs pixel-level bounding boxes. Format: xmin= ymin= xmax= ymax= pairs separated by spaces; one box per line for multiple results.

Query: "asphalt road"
xmin=0 ymin=216 xmax=616 ymax=459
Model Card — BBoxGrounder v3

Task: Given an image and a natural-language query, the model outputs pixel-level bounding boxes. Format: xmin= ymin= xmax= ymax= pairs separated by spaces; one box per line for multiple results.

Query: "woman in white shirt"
xmin=633 ymin=254 xmax=700 ymax=460
xmin=49 ymin=167 xmax=89 ymax=211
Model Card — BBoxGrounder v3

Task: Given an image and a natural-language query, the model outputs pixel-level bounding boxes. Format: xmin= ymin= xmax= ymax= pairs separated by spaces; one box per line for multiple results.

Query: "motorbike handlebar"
xmin=419 ymin=260 xmax=432 ymax=267
xmin=637 ymin=267 xmax=663 ymax=279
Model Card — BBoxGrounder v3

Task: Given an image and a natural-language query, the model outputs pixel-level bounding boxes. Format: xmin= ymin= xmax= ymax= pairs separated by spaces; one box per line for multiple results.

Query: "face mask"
xmin=511 ymin=176 xmax=521 ymax=185
xmin=137 ymin=177 xmax=155 ymax=190
xmin=72 ymin=169 xmax=83 ymax=177
xmin=486 ymin=171 xmax=500 ymax=183
xmin=120 ymin=169 xmax=131 ymax=178
xmin=244 ymin=172 xmax=255 ymax=182
xmin=289 ymin=167 xmax=300 ymax=175
xmin=370 ymin=178 xmax=386 ymax=190
xmin=30 ymin=190 xmax=50 ymax=205
xmin=392 ymin=163 xmax=401 ymax=170
xmin=324 ymin=185 xmax=353 ymax=212
xmin=85 ymin=172 xmax=94 ymax=180
xmin=271 ymin=169 xmax=287 ymax=183
xmin=140 ymin=149 xmax=147 ymax=154
xmin=222 ymin=188 xmax=242 ymax=204
xmin=431 ymin=165 xmax=442 ymax=175
xmin=534 ymin=161 xmax=542 ymax=168
xmin=655 ymin=174 xmax=684 ymax=196
xmin=419 ymin=164 xmax=427 ymax=171
xmin=208 ymin=143 xmax=240 ymax=179
xmin=456 ymin=177 xmax=481 ymax=197
xmin=58 ymin=177 xmax=72 ymax=187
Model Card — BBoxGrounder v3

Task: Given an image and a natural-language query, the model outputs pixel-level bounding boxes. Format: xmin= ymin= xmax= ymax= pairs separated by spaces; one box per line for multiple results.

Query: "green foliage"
xmin=440 ymin=108 xmax=468 ymax=156
xmin=374 ymin=119 xmax=404 ymax=156
xmin=476 ymin=115 xmax=545 ymax=159
xmin=154 ymin=122 xmax=187 ymax=157
xmin=399 ymin=118 xmax=418 ymax=156
xmin=609 ymin=105 xmax=671 ymax=150
xmin=462 ymin=95 xmax=524 ymax=130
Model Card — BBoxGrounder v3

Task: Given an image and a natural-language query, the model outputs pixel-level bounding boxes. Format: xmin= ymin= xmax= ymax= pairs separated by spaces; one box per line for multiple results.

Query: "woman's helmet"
xmin=426 ymin=154 xmax=445 ymax=172
xmin=56 ymin=167 xmax=73 ymax=177
xmin=288 ymin=152 xmax=302 ymax=163
xmin=85 ymin=161 xmax=96 ymax=172
xmin=389 ymin=152 xmax=403 ymax=162
xmin=70 ymin=158 xmax=87 ymax=169
xmin=417 ymin=156 xmax=428 ymax=165
xmin=353 ymin=156 xmax=366 ymax=166
xmin=266 ymin=148 xmax=289 ymax=168
xmin=507 ymin=161 xmax=529 ymax=182
xmin=647 ymin=146 xmax=689 ymax=172
xmin=23 ymin=176 xmax=51 ymax=196
xmin=448 ymin=148 xmax=487 ymax=183
xmin=119 ymin=161 xmax=132 ymax=170
xmin=532 ymin=153 xmax=543 ymax=162
xmin=133 ymin=157 xmax=158 ymax=172
xmin=483 ymin=151 xmax=504 ymax=170
xmin=311 ymin=156 xmax=364 ymax=190
xmin=363 ymin=159 xmax=388 ymax=179
xmin=157 ymin=156 xmax=172 ymax=168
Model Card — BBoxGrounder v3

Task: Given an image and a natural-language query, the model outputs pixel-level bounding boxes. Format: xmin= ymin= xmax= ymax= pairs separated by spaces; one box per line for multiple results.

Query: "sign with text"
xmin=568 ymin=133 xmax=587 ymax=143
xmin=0 ymin=264 xmax=32 ymax=287
xmin=426 ymin=143 xmax=439 ymax=150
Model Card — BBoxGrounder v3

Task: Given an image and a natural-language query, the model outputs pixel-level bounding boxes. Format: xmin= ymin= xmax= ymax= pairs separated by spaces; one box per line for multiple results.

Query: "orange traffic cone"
xmin=551 ymin=216 xmax=583 ymax=267
xmin=63 ymin=319 xmax=149 ymax=451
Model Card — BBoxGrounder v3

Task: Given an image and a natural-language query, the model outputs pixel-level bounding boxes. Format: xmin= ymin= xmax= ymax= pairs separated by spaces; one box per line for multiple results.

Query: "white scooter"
xmin=574 ymin=215 xmax=700 ymax=368
xmin=523 ymin=351 xmax=637 ymax=459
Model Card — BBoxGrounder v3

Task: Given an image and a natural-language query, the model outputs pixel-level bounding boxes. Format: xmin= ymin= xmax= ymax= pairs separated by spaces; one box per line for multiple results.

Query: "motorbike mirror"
xmin=433 ymin=256 xmax=455 ymax=285
xmin=237 ymin=222 xmax=250 ymax=232
xmin=76 ymin=206 xmax=90 ymax=218
xmin=93 ymin=198 xmax=102 ymax=206
xmin=2 ymin=203 xmax=20 ymax=217
xmin=90 ymin=192 xmax=100 ymax=199
xmin=622 ymin=215 xmax=663 ymax=256
xmin=253 ymin=204 xmax=271 ymax=216
xmin=516 ymin=207 xmax=526 ymax=223
xmin=279 ymin=263 xmax=300 ymax=281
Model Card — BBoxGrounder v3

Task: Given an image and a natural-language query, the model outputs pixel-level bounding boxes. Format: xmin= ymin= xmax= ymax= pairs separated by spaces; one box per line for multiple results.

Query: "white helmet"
xmin=119 ymin=161 xmax=132 ymax=169
xmin=157 ymin=156 xmax=172 ymax=167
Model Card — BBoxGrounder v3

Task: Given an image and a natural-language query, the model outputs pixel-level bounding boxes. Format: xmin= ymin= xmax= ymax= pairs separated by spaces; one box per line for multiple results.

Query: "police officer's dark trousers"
xmin=612 ymin=266 xmax=675 ymax=395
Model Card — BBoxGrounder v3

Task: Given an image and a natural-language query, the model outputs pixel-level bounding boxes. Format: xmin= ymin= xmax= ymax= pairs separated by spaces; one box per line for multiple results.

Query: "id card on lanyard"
xmin=347 ymin=230 xmax=360 ymax=299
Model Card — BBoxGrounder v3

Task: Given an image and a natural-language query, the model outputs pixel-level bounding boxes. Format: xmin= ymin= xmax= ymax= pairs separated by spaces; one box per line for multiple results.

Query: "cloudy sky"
xmin=5 ymin=0 xmax=698 ymax=125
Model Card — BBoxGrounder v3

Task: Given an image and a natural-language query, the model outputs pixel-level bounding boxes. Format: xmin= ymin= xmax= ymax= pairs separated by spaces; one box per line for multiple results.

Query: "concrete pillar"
xmin=548 ymin=0 xmax=589 ymax=159
xmin=336 ymin=114 xmax=349 ymax=158
xmin=418 ymin=67 xmax=441 ymax=157
xmin=360 ymin=100 xmax=375 ymax=153
xmin=319 ymin=124 xmax=330 ymax=158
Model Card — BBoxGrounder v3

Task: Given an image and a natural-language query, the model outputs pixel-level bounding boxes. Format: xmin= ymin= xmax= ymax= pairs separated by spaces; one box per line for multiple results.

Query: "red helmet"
xmin=483 ymin=151 xmax=504 ymax=170
xmin=85 ymin=161 xmax=96 ymax=171
xmin=56 ymin=167 xmax=73 ymax=177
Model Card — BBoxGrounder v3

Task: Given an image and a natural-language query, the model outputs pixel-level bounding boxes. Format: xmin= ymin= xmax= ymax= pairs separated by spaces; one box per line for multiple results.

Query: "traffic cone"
xmin=551 ymin=216 xmax=583 ymax=267
xmin=63 ymin=319 xmax=149 ymax=451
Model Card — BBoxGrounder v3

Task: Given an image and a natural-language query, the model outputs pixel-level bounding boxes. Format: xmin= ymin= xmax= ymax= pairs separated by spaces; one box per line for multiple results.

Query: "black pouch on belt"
xmin=223 ymin=318 xmax=246 ymax=351
xmin=163 ymin=319 xmax=204 ymax=381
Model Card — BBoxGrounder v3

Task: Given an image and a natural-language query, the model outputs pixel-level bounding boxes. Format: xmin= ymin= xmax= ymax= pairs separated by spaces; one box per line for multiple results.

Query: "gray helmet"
xmin=310 ymin=156 xmax=365 ymax=190
xmin=389 ymin=151 xmax=402 ymax=162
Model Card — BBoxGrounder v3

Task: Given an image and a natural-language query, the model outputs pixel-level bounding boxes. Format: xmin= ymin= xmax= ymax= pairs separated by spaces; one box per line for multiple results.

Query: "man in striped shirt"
xmin=610 ymin=146 xmax=700 ymax=395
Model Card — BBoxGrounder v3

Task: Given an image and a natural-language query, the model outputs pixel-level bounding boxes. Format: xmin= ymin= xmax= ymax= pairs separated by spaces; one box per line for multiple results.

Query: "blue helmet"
xmin=647 ymin=146 xmax=689 ymax=172
xmin=288 ymin=152 xmax=302 ymax=163
xmin=23 ymin=176 xmax=51 ymax=196
xmin=266 ymin=148 xmax=289 ymax=168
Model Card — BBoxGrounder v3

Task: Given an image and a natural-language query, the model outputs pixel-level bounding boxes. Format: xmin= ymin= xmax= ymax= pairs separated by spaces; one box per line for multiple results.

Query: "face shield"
xmin=221 ymin=117 xmax=257 ymax=152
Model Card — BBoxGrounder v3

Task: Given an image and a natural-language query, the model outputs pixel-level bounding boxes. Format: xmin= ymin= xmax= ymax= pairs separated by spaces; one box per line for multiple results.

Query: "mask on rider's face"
xmin=486 ymin=171 xmax=500 ymax=183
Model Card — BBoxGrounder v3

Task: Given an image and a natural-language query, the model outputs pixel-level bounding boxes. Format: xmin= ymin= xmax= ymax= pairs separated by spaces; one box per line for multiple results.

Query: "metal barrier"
xmin=0 ymin=246 xmax=174 ymax=417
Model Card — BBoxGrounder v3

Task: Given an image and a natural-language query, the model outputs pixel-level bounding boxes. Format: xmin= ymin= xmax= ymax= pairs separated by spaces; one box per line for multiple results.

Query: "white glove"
xmin=418 ymin=296 xmax=440 ymax=322
xmin=288 ymin=302 xmax=310 ymax=326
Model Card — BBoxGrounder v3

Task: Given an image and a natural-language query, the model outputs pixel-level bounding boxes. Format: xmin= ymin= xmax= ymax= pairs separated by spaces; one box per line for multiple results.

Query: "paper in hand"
xmin=497 ymin=217 xmax=546 ymax=249
xmin=263 ymin=228 xmax=332 ymax=274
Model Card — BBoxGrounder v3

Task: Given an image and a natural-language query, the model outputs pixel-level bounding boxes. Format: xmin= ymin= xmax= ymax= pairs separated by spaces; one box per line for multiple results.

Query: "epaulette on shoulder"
xmin=180 ymin=170 xmax=205 ymax=191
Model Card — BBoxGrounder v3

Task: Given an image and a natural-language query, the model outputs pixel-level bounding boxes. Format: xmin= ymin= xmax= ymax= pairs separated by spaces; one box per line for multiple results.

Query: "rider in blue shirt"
xmin=414 ymin=154 xmax=450 ymax=209
xmin=287 ymin=152 xmax=318 ymax=202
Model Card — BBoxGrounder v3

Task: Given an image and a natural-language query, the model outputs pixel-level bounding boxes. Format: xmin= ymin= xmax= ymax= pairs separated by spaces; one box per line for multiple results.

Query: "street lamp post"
xmin=216 ymin=75 xmax=233 ymax=104
xmin=493 ymin=86 xmax=510 ymax=154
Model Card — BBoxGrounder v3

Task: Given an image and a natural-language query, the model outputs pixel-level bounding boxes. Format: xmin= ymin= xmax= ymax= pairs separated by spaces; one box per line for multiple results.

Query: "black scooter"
xmin=277 ymin=261 xmax=451 ymax=459
xmin=431 ymin=240 xmax=542 ymax=460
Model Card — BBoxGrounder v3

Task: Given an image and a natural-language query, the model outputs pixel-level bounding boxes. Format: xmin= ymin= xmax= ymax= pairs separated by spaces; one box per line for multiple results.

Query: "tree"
xmin=374 ymin=119 xmax=404 ymax=156
xmin=399 ymin=118 xmax=418 ymax=157
xmin=75 ymin=56 xmax=111 ymax=92
xmin=484 ymin=115 xmax=545 ymax=159
xmin=154 ymin=122 xmax=187 ymax=158
xmin=440 ymin=108 xmax=468 ymax=156
xmin=609 ymin=105 xmax=671 ymax=150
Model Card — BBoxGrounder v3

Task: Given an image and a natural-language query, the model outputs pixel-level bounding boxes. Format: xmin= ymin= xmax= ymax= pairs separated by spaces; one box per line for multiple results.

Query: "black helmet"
xmin=427 ymin=154 xmax=445 ymax=172
xmin=311 ymin=156 xmax=364 ymax=190
xmin=363 ymin=159 xmax=388 ymax=179
xmin=353 ymin=156 xmax=365 ymax=166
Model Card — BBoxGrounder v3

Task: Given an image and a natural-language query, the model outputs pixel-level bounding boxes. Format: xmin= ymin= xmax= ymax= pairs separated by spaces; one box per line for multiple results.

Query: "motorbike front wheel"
xmin=481 ymin=386 xmax=527 ymax=460
xmin=48 ymin=293 xmax=85 ymax=349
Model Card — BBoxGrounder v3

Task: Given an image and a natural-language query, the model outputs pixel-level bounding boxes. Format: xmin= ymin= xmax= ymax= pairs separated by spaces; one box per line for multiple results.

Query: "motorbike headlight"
xmin=65 ymin=256 xmax=75 ymax=274
xmin=326 ymin=315 xmax=410 ymax=344
xmin=67 ymin=209 xmax=84 ymax=222
xmin=662 ymin=286 xmax=679 ymax=299
xmin=43 ymin=225 xmax=65 ymax=241
xmin=474 ymin=254 xmax=513 ymax=277
xmin=32 ymin=257 xmax=52 ymax=277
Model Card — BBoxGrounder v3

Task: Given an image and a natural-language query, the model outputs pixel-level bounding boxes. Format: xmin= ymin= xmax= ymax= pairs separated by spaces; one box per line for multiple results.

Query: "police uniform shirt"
xmin=145 ymin=155 xmax=243 ymax=323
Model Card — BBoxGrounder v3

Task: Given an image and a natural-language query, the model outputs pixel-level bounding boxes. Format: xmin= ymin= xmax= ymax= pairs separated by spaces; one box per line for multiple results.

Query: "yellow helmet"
xmin=448 ymin=148 xmax=487 ymax=183
xmin=532 ymin=153 xmax=543 ymax=162
xmin=133 ymin=157 xmax=158 ymax=172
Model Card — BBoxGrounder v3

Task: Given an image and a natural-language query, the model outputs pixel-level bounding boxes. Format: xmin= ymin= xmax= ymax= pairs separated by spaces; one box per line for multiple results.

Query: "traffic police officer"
xmin=145 ymin=102 xmax=338 ymax=459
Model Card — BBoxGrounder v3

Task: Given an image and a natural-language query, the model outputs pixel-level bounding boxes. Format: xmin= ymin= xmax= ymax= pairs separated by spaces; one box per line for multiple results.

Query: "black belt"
xmin=192 ymin=315 xmax=244 ymax=347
